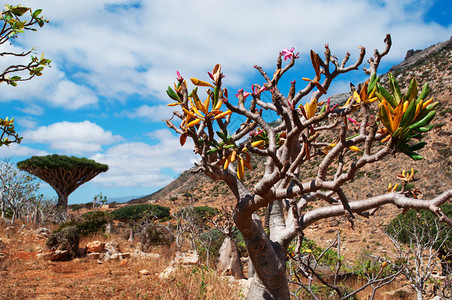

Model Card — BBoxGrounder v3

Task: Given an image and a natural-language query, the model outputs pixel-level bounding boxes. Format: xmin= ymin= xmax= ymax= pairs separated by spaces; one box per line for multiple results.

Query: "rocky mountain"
xmin=130 ymin=38 xmax=452 ymax=210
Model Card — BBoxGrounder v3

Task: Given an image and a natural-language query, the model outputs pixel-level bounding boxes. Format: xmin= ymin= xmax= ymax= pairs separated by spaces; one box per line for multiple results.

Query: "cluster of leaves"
xmin=110 ymin=204 xmax=171 ymax=221
xmin=376 ymin=73 xmax=438 ymax=160
xmin=0 ymin=117 xmax=22 ymax=146
xmin=17 ymin=154 xmax=109 ymax=172
xmin=387 ymin=167 xmax=421 ymax=198
xmin=0 ymin=4 xmax=51 ymax=86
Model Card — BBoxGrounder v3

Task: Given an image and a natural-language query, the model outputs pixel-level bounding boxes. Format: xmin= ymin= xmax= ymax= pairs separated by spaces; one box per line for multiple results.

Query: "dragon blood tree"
xmin=165 ymin=34 xmax=452 ymax=299
xmin=17 ymin=154 xmax=108 ymax=211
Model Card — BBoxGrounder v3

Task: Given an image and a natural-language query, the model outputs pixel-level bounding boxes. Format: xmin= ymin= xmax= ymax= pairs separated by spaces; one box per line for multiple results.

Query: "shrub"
xmin=46 ymin=225 xmax=80 ymax=259
xmin=139 ymin=224 xmax=175 ymax=251
xmin=111 ymin=204 xmax=171 ymax=221
xmin=55 ymin=211 xmax=113 ymax=236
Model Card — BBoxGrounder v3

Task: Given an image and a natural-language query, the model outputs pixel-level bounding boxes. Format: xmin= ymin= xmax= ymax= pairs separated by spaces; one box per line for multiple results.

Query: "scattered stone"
xmin=131 ymin=249 xmax=161 ymax=260
xmin=34 ymin=227 xmax=50 ymax=238
xmin=104 ymin=241 xmax=120 ymax=253
xmin=38 ymin=250 xmax=69 ymax=261
xmin=86 ymin=241 xmax=105 ymax=253
xmin=139 ymin=269 xmax=151 ymax=275
xmin=173 ymin=250 xmax=198 ymax=265
xmin=158 ymin=251 xmax=199 ymax=279
xmin=120 ymin=259 xmax=128 ymax=266
xmin=159 ymin=265 xmax=176 ymax=279
xmin=87 ymin=253 xmax=100 ymax=259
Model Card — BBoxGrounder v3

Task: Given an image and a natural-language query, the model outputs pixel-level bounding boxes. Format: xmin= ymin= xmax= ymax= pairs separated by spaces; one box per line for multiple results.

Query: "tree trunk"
xmin=56 ymin=192 xmax=68 ymax=211
xmin=128 ymin=224 xmax=135 ymax=242
xmin=217 ymin=236 xmax=244 ymax=279
xmin=237 ymin=214 xmax=290 ymax=300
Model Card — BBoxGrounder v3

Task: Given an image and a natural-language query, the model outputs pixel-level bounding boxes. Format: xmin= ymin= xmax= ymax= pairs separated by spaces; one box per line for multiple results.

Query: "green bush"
xmin=385 ymin=204 xmax=452 ymax=250
xmin=139 ymin=224 xmax=175 ymax=251
xmin=55 ymin=211 xmax=112 ymax=236
xmin=111 ymin=204 xmax=171 ymax=221
xmin=46 ymin=225 xmax=80 ymax=259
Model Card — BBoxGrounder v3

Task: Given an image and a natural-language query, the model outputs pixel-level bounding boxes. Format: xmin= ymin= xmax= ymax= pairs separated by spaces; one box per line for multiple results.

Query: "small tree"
xmin=17 ymin=155 xmax=108 ymax=211
xmin=0 ymin=159 xmax=39 ymax=223
xmin=385 ymin=207 xmax=452 ymax=299
xmin=165 ymin=34 xmax=452 ymax=299
xmin=0 ymin=4 xmax=51 ymax=146
xmin=110 ymin=204 xmax=171 ymax=241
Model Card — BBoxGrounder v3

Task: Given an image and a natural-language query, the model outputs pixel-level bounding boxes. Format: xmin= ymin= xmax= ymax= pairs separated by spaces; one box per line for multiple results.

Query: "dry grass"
xmin=0 ymin=220 xmax=244 ymax=300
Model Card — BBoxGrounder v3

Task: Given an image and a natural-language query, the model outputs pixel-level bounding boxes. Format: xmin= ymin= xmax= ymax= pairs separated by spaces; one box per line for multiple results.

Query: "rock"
xmin=86 ymin=241 xmax=105 ymax=253
xmin=131 ymin=249 xmax=161 ymax=260
xmin=174 ymin=250 xmax=199 ymax=265
xmin=158 ymin=250 xmax=199 ymax=279
xmin=38 ymin=250 xmax=69 ymax=261
xmin=159 ymin=265 xmax=176 ymax=279
xmin=34 ymin=227 xmax=50 ymax=237
xmin=87 ymin=253 xmax=100 ymax=259
xmin=120 ymin=259 xmax=128 ymax=266
xmin=104 ymin=241 xmax=120 ymax=253
xmin=139 ymin=269 xmax=151 ymax=275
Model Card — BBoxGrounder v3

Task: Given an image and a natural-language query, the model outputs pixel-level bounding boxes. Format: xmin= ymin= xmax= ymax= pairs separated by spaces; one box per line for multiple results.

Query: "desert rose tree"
xmin=17 ymin=155 xmax=108 ymax=211
xmin=165 ymin=34 xmax=452 ymax=299
xmin=0 ymin=5 xmax=51 ymax=146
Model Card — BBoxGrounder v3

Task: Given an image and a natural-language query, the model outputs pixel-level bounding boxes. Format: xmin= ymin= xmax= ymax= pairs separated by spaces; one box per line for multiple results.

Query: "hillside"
xmin=131 ymin=38 xmax=452 ymax=209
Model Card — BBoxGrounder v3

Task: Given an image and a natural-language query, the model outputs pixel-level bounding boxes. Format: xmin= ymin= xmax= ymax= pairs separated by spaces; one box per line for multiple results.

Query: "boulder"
xmin=174 ymin=250 xmax=199 ymax=265
xmin=158 ymin=250 xmax=199 ymax=279
xmin=131 ymin=249 xmax=161 ymax=260
xmin=38 ymin=250 xmax=69 ymax=261
xmin=34 ymin=227 xmax=50 ymax=237
xmin=86 ymin=241 xmax=105 ymax=253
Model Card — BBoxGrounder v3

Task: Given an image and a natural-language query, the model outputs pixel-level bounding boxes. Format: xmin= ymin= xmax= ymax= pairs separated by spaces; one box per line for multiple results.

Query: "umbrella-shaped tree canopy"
xmin=17 ymin=154 xmax=108 ymax=211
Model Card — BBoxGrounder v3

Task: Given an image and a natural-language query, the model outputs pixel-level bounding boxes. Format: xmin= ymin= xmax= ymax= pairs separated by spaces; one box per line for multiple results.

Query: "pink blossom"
xmin=347 ymin=117 xmax=360 ymax=125
xmin=235 ymin=89 xmax=250 ymax=99
xmin=176 ymin=70 xmax=183 ymax=81
xmin=251 ymin=84 xmax=268 ymax=96
xmin=281 ymin=47 xmax=299 ymax=61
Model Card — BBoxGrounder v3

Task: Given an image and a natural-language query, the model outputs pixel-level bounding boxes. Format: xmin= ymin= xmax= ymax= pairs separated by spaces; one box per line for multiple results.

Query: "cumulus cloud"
xmin=0 ymin=144 xmax=49 ymax=158
xmin=90 ymin=129 xmax=197 ymax=187
xmin=12 ymin=0 xmax=450 ymax=107
xmin=23 ymin=121 xmax=122 ymax=154
xmin=121 ymin=104 xmax=176 ymax=122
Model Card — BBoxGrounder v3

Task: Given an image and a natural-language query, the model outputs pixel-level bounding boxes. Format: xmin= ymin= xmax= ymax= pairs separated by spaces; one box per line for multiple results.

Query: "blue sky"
xmin=1 ymin=0 xmax=451 ymax=204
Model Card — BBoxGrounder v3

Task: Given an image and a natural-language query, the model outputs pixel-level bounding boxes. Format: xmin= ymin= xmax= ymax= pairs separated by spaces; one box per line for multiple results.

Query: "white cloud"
xmin=0 ymin=144 xmax=49 ymax=158
xmin=10 ymin=0 xmax=449 ymax=108
xmin=121 ymin=104 xmax=176 ymax=122
xmin=48 ymin=80 xmax=98 ymax=110
xmin=23 ymin=121 xmax=122 ymax=154
xmin=90 ymin=129 xmax=197 ymax=187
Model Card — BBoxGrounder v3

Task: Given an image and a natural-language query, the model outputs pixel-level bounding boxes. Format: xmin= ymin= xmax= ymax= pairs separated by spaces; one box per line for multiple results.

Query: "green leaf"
xmin=206 ymin=148 xmax=218 ymax=155
xmin=32 ymin=9 xmax=42 ymax=18
xmin=408 ymin=141 xmax=426 ymax=152
xmin=10 ymin=6 xmax=29 ymax=16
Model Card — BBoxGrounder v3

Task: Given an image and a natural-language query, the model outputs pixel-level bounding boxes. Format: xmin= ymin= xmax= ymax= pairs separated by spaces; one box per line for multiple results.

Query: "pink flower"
xmin=176 ymin=70 xmax=183 ymax=81
xmin=235 ymin=89 xmax=250 ymax=99
xmin=347 ymin=117 xmax=360 ymax=125
xmin=281 ymin=47 xmax=299 ymax=61
xmin=251 ymin=84 xmax=267 ymax=96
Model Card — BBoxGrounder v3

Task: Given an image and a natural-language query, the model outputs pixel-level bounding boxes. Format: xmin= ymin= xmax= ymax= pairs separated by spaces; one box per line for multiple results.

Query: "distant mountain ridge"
xmin=129 ymin=38 xmax=452 ymax=208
